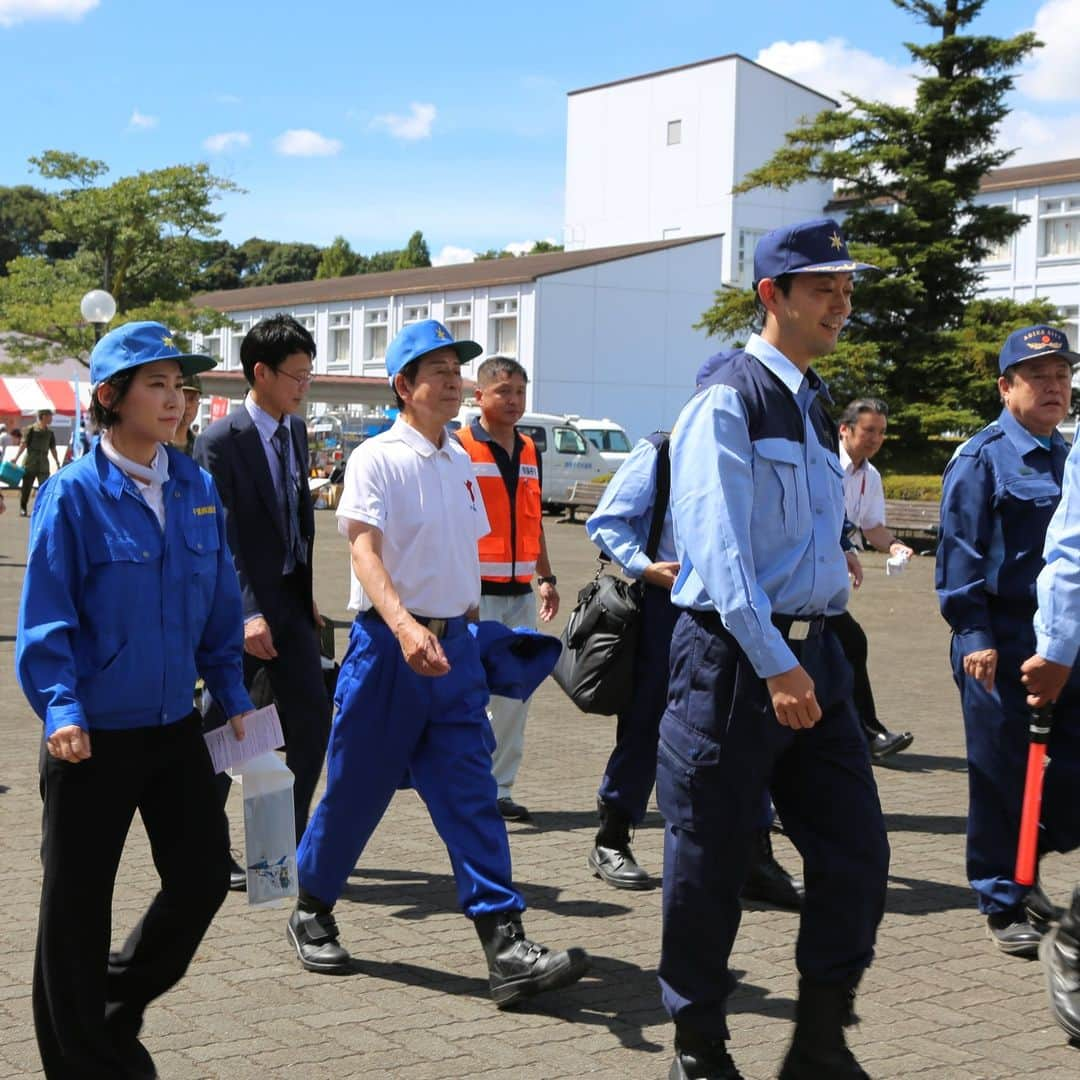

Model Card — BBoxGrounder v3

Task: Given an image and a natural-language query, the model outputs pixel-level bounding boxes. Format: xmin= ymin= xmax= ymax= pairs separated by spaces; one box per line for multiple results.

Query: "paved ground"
xmin=1 ymin=504 xmax=1079 ymax=1079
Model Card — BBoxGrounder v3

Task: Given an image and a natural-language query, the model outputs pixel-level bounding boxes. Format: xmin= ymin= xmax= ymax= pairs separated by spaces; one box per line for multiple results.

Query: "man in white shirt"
xmin=286 ymin=320 xmax=587 ymax=1009
xmin=833 ymin=398 xmax=914 ymax=761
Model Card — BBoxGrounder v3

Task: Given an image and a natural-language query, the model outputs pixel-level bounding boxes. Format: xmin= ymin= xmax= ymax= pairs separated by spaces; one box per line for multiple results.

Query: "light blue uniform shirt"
xmin=586 ymin=436 xmax=677 ymax=577
xmin=669 ymin=334 xmax=849 ymax=679
xmin=1036 ymin=437 xmax=1080 ymax=666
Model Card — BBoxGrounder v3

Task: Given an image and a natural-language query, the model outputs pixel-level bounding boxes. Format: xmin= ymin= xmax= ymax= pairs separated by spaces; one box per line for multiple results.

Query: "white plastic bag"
xmin=235 ymin=751 xmax=298 ymax=908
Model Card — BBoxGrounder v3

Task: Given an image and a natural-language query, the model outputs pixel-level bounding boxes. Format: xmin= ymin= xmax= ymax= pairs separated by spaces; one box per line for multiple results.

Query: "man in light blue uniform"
xmin=1022 ymin=420 xmax=1080 ymax=1041
xmin=938 ymin=324 xmax=1080 ymax=958
xmin=659 ymin=219 xmax=889 ymax=1080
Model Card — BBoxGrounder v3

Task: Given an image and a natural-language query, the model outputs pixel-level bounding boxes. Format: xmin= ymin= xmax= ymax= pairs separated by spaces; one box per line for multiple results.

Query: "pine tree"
xmin=316 ymin=235 xmax=360 ymax=280
xmin=698 ymin=0 xmax=1054 ymax=438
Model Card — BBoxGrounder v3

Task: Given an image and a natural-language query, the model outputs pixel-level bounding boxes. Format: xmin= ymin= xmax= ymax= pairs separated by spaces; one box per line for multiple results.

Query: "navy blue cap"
xmin=386 ymin=319 xmax=483 ymax=386
xmin=753 ymin=217 xmax=877 ymax=285
xmin=998 ymin=324 xmax=1080 ymax=374
xmin=695 ymin=348 xmax=739 ymax=389
xmin=90 ymin=321 xmax=216 ymax=385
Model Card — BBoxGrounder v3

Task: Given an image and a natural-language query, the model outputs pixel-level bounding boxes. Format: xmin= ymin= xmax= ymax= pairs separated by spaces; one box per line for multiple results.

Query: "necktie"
xmin=273 ymin=423 xmax=307 ymax=566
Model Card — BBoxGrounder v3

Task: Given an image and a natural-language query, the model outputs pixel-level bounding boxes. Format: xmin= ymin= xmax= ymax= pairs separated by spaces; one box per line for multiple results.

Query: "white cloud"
xmin=431 ymin=245 xmax=476 ymax=267
xmin=273 ymin=129 xmax=342 ymax=157
xmin=755 ymin=38 xmax=920 ymax=108
xmin=997 ymin=108 xmax=1080 ymax=167
xmin=371 ymin=102 xmax=436 ymax=141
xmin=203 ymin=131 xmax=251 ymax=153
xmin=504 ymin=238 xmax=560 ymax=256
xmin=1024 ymin=0 xmax=1080 ymax=103
xmin=0 ymin=0 xmax=97 ymax=27
xmin=127 ymin=109 xmax=158 ymax=131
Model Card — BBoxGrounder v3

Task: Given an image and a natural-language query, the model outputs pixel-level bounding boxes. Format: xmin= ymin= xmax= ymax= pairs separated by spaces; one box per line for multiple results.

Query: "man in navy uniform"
xmin=659 ymin=219 xmax=889 ymax=1079
xmin=938 ymin=325 xmax=1080 ymax=957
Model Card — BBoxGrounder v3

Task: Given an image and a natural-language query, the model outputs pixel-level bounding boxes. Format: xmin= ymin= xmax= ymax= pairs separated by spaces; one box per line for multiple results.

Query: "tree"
xmin=316 ymin=235 xmax=360 ymax=279
xmin=246 ymin=242 xmax=322 ymax=285
xmin=0 ymin=186 xmax=77 ymax=271
xmin=394 ymin=230 xmax=431 ymax=270
xmin=528 ymin=240 xmax=563 ymax=254
xmin=698 ymin=0 xmax=1046 ymax=438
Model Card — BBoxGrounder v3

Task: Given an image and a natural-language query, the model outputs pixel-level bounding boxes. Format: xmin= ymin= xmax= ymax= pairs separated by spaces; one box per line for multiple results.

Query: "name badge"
xmin=193 ymin=505 xmax=217 ymax=516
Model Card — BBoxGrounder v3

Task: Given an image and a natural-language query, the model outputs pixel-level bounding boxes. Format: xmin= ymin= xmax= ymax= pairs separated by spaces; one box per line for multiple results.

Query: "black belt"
xmin=771 ymin=613 xmax=826 ymax=642
xmin=363 ymin=609 xmax=468 ymax=640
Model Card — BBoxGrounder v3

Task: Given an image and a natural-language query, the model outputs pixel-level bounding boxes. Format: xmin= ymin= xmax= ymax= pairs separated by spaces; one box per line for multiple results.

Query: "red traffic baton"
xmin=1014 ymin=704 xmax=1055 ymax=887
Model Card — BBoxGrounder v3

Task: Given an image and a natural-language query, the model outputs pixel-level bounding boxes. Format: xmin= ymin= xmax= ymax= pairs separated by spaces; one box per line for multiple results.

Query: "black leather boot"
xmin=589 ymin=798 xmax=650 ymax=890
xmin=669 ymin=1024 xmax=744 ymax=1079
xmin=1039 ymin=884 xmax=1080 ymax=1039
xmin=740 ymin=829 xmax=804 ymax=910
xmin=474 ymin=912 xmax=589 ymax=1009
xmin=778 ymin=978 xmax=870 ymax=1079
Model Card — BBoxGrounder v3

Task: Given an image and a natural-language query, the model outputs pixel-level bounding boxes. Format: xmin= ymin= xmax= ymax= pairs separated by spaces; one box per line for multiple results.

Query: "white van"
xmin=451 ymin=408 xmax=609 ymax=509
xmin=567 ymin=416 xmax=633 ymax=470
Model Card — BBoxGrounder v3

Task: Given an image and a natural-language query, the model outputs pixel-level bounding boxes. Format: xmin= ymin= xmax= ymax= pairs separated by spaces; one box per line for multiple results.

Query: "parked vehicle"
xmin=451 ymin=408 xmax=609 ymax=510
xmin=567 ymin=416 xmax=633 ymax=470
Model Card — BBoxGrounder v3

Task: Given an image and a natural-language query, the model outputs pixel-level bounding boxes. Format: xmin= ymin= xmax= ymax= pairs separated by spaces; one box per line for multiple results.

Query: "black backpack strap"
xmin=644 ymin=432 xmax=670 ymax=562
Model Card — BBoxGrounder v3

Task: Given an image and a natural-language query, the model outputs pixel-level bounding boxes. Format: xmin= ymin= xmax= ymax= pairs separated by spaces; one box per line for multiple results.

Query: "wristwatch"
xmin=537 ymin=575 xmax=557 ymax=586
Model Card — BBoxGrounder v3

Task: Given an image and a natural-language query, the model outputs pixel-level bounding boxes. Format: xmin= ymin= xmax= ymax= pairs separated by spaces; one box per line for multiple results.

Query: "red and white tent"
xmin=0 ymin=377 xmax=92 ymax=418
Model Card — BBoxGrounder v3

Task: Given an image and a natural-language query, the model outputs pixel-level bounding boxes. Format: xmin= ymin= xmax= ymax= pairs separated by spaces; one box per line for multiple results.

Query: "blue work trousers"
xmin=297 ymin=612 xmax=524 ymax=918
xmin=952 ymin=610 xmax=1080 ymax=914
xmin=657 ymin=611 xmax=889 ymax=1040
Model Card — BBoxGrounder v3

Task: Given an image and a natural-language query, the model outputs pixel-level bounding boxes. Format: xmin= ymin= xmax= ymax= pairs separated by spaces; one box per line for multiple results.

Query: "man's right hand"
xmin=962 ymin=648 xmax=997 ymax=692
xmin=765 ymin=665 xmax=822 ymax=729
xmin=244 ymin=616 xmax=278 ymax=660
xmin=642 ymin=561 xmax=680 ymax=591
xmin=47 ymin=724 xmax=92 ymax=762
xmin=396 ymin=618 xmax=451 ymax=677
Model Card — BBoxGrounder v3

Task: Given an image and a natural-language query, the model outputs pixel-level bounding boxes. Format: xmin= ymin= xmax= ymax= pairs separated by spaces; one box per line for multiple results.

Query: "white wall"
xmin=532 ymin=237 xmax=724 ymax=440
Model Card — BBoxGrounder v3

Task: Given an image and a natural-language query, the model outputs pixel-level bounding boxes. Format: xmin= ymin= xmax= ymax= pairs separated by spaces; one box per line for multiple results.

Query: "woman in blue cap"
xmin=16 ymin=321 xmax=253 ymax=1079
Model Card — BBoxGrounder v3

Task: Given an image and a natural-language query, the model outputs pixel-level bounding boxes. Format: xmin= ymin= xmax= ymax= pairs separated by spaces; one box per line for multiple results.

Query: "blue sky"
xmin=1 ymin=0 xmax=1076 ymax=264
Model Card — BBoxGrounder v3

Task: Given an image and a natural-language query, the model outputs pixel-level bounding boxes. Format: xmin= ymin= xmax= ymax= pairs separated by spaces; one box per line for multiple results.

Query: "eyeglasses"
xmin=273 ymin=368 xmax=316 ymax=386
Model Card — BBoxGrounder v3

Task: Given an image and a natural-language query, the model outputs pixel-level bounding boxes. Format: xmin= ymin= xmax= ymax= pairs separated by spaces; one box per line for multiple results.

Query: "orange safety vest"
xmin=457 ymin=425 xmax=542 ymax=583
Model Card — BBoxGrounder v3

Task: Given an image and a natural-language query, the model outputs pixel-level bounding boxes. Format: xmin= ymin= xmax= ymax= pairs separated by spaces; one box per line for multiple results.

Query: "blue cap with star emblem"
xmin=385 ymin=319 xmax=483 ymax=386
xmin=753 ymin=217 xmax=878 ymax=286
xmin=998 ymin=324 xmax=1080 ymax=374
xmin=90 ymin=320 xmax=216 ymax=385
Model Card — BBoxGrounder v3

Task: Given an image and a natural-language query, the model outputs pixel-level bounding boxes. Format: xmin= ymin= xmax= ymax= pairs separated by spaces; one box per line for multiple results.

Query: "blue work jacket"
xmin=16 ymin=443 xmax=253 ymax=738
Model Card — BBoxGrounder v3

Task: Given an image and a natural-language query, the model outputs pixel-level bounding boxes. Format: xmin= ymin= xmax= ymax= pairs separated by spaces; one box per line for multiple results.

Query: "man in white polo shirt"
xmin=286 ymin=319 xmax=587 ymax=1009
xmin=832 ymin=397 xmax=915 ymax=762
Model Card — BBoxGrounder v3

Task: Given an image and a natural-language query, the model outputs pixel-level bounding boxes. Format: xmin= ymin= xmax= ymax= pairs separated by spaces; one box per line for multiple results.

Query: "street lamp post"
xmin=80 ymin=289 xmax=117 ymax=342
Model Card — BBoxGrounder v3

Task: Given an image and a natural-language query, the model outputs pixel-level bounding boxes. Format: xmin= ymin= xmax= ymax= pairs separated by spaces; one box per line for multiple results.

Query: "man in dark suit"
xmin=195 ymin=315 xmax=331 ymax=878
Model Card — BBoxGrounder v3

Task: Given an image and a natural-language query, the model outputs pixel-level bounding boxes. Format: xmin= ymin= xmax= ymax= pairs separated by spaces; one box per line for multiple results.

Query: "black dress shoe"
xmin=670 ymin=1027 xmax=743 ymax=1079
xmin=228 ymin=852 xmax=247 ymax=892
xmin=741 ymin=829 xmax=803 ymax=910
xmin=497 ymin=796 xmax=531 ymax=821
xmin=779 ymin=979 xmax=869 ymax=1079
xmin=286 ymin=907 xmax=352 ymax=973
xmin=1039 ymin=885 xmax=1080 ymax=1039
xmin=589 ymin=843 xmax=651 ymax=889
xmin=474 ymin=913 xmax=588 ymax=1009
xmin=867 ymin=727 xmax=914 ymax=762
xmin=987 ymin=908 xmax=1044 ymax=958
xmin=1026 ymin=882 xmax=1064 ymax=932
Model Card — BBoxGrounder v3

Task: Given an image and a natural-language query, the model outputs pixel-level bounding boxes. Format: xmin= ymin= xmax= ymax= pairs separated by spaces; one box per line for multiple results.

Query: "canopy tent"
xmin=0 ymin=377 xmax=92 ymax=418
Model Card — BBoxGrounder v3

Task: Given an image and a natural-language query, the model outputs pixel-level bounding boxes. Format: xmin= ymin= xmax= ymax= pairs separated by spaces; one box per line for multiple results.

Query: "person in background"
xmin=456 ymin=355 xmax=558 ymax=821
xmin=832 ymin=397 xmax=915 ymax=762
xmin=937 ymin=324 xmax=1080 ymax=958
xmin=16 ymin=321 xmax=252 ymax=1079
xmin=15 ymin=408 xmax=59 ymax=517
xmin=171 ymin=373 xmax=202 ymax=455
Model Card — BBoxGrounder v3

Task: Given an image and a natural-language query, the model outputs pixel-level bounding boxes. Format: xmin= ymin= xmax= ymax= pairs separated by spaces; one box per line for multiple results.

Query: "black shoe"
xmin=670 ymin=1026 xmax=744 ymax=1079
xmin=741 ymin=829 xmax=803 ymax=910
xmin=228 ymin=851 xmax=247 ymax=892
xmin=19 ymin=509 xmax=27 ymax=517
xmin=286 ymin=907 xmax=352 ymax=973
xmin=590 ymin=798 xmax=650 ymax=889
xmin=1039 ymin=885 xmax=1080 ymax=1039
xmin=474 ymin=912 xmax=588 ymax=1009
xmin=987 ymin=908 xmax=1044 ymax=958
xmin=1026 ymin=882 xmax=1064 ymax=932
xmin=779 ymin=978 xmax=869 ymax=1079
xmin=497 ymin=796 xmax=531 ymax=822
xmin=867 ymin=727 xmax=914 ymax=762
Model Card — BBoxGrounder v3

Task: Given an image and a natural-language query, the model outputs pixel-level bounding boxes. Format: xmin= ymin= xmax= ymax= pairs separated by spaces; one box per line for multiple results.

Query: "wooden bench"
xmin=560 ymin=480 xmax=608 ymax=523
xmin=883 ymin=498 xmax=940 ymax=548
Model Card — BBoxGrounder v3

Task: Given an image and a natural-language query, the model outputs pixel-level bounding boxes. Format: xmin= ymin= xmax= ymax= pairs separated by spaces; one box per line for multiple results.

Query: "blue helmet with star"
xmin=752 ymin=217 xmax=878 ymax=286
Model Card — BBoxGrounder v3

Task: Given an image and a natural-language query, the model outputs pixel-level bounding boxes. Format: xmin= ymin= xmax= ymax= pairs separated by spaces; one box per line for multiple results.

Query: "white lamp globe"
xmin=80 ymin=289 xmax=117 ymax=325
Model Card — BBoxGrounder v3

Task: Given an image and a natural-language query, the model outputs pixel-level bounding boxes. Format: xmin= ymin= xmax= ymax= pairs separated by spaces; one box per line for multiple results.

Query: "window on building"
xmin=294 ymin=313 xmax=316 ymax=333
xmin=1040 ymin=196 xmax=1080 ymax=257
xmin=981 ymin=207 xmax=1013 ymax=264
xmin=667 ymin=119 xmax=682 ymax=146
xmin=203 ymin=331 xmax=222 ymax=360
xmin=403 ymin=304 xmax=429 ymax=323
xmin=228 ymin=320 xmax=248 ymax=370
xmin=662 ymin=227 xmax=681 ymax=240
xmin=489 ymin=298 xmax=518 ymax=358
xmin=446 ymin=301 xmax=472 ymax=343
xmin=365 ymin=309 xmax=388 ymax=369
xmin=736 ymin=228 xmax=768 ymax=287
xmin=328 ymin=312 xmax=351 ymax=367
xmin=1060 ymin=305 xmax=1080 ymax=352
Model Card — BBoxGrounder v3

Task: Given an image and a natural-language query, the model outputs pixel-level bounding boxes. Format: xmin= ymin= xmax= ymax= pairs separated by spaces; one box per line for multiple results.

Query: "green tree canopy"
xmin=699 ymin=0 xmax=1049 ymax=438
xmin=394 ymin=230 xmax=431 ymax=270
xmin=316 ymin=235 xmax=361 ymax=279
